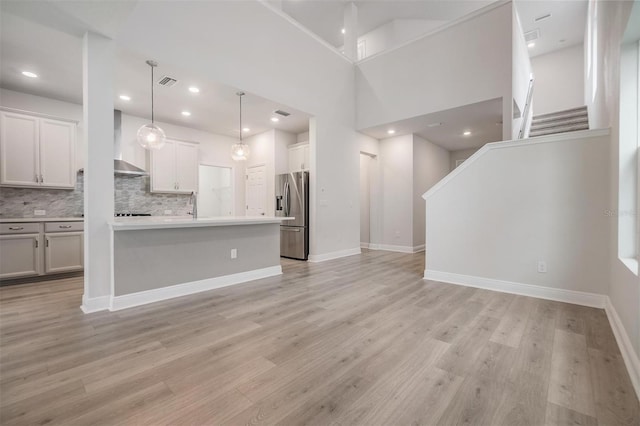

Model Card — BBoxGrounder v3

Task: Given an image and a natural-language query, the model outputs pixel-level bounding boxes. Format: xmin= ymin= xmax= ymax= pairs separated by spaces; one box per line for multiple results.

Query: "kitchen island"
xmin=108 ymin=216 xmax=293 ymax=311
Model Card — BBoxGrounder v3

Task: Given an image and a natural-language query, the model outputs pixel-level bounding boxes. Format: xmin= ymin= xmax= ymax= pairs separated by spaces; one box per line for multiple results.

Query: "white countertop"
xmin=110 ymin=216 xmax=294 ymax=231
xmin=0 ymin=217 xmax=84 ymax=223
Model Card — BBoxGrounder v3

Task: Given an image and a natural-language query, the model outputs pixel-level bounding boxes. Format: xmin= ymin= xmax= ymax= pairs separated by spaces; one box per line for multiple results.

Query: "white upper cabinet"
xmin=288 ymin=142 xmax=309 ymax=173
xmin=151 ymin=138 xmax=199 ymax=193
xmin=39 ymin=119 xmax=76 ymax=188
xmin=0 ymin=110 xmax=76 ymax=189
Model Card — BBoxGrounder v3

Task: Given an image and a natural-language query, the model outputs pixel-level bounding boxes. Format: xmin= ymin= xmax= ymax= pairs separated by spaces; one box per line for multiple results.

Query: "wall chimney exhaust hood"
xmin=114 ymin=110 xmax=148 ymax=176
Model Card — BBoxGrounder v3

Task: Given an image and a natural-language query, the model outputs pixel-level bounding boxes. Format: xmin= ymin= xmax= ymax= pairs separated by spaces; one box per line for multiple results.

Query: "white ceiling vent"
xmin=534 ymin=13 xmax=552 ymax=23
xmin=274 ymin=109 xmax=291 ymax=117
xmin=157 ymin=76 xmax=178 ymax=87
xmin=524 ymin=29 xmax=540 ymax=42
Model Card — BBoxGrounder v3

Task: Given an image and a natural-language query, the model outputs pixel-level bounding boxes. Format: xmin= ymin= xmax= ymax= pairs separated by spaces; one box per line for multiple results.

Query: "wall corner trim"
xmin=80 ymin=295 xmax=110 ymax=313
xmin=308 ymin=247 xmax=361 ymax=263
xmin=604 ymin=297 xmax=640 ymax=401
xmin=423 ymin=269 xmax=607 ymax=308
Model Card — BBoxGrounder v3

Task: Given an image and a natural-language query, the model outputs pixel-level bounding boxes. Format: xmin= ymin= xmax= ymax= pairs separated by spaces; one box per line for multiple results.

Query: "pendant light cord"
xmin=150 ymin=64 xmax=155 ymax=124
xmin=239 ymin=93 xmax=243 ymax=142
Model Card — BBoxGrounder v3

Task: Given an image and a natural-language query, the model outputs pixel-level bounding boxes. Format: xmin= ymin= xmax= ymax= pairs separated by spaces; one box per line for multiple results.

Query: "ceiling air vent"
xmin=524 ymin=29 xmax=540 ymax=42
xmin=157 ymin=76 xmax=178 ymax=87
xmin=274 ymin=109 xmax=291 ymax=117
xmin=534 ymin=13 xmax=552 ymax=23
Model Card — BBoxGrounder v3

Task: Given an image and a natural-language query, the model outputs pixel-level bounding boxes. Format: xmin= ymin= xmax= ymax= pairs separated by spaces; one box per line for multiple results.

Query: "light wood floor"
xmin=1 ymin=250 xmax=638 ymax=425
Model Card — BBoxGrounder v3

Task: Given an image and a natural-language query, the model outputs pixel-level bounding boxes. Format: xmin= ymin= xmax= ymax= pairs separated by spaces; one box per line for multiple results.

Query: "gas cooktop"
xmin=114 ymin=213 xmax=152 ymax=217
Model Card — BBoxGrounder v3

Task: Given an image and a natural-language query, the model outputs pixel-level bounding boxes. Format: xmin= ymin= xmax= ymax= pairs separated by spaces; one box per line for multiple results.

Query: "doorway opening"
xmin=360 ymin=152 xmax=376 ymax=248
xmin=198 ymin=164 xmax=233 ymax=217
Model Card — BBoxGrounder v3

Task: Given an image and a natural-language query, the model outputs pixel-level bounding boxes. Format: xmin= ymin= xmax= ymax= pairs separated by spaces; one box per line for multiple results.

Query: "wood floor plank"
xmin=547 ymin=329 xmax=597 ymax=417
xmin=1 ymin=251 xmax=638 ymax=426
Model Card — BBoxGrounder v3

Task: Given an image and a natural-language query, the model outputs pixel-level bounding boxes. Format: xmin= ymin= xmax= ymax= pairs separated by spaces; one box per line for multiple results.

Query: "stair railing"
xmin=518 ymin=77 xmax=535 ymax=139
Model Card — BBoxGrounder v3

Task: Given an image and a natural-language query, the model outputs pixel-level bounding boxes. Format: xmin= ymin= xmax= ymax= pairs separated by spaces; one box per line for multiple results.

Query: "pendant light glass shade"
xmin=231 ymin=142 xmax=250 ymax=161
xmin=232 ymin=91 xmax=250 ymax=161
xmin=137 ymin=123 xmax=166 ymax=150
xmin=137 ymin=60 xmax=166 ymax=150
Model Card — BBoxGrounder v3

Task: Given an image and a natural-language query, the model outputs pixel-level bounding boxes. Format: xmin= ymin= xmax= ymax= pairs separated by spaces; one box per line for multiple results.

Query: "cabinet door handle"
xmin=58 ymin=225 xmax=72 ymax=229
xmin=8 ymin=227 xmax=24 ymax=230
xmin=40 ymin=175 xmax=44 ymax=183
xmin=46 ymin=239 xmax=49 ymax=247
xmin=35 ymin=174 xmax=39 ymax=183
xmin=35 ymin=239 xmax=38 ymax=248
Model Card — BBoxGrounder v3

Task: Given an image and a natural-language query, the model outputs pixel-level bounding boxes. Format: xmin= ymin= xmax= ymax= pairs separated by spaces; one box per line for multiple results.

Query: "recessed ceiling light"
xmin=21 ymin=71 xmax=38 ymax=78
xmin=188 ymin=86 xmax=200 ymax=93
xmin=528 ymin=42 xmax=535 ymax=48
xmin=119 ymin=95 xmax=131 ymax=101
xmin=463 ymin=131 xmax=472 ymax=136
xmin=181 ymin=111 xmax=191 ymax=116
xmin=341 ymin=28 xmax=346 ymax=34
xmin=387 ymin=129 xmax=396 ymax=135
xmin=242 ymin=127 xmax=250 ymax=132
xmin=270 ymin=117 xmax=279 ymax=122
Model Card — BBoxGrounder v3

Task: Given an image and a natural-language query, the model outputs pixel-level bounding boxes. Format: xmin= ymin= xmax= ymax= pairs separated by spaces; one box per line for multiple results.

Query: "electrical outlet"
xmin=231 ymin=249 xmax=237 ymax=259
xmin=164 ymin=210 xmax=172 ymax=215
xmin=537 ymin=261 xmax=547 ymax=273
xmin=34 ymin=210 xmax=46 ymax=216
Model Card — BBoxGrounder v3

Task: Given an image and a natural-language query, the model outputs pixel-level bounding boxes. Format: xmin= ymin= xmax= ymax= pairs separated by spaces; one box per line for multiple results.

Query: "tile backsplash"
xmin=0 ymin=173 xmax=192 ymax=218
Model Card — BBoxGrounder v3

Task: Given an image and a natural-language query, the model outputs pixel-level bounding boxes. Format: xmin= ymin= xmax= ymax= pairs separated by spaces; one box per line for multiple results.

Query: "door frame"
xmin=360 ymin=151 xmax=381 ymax=250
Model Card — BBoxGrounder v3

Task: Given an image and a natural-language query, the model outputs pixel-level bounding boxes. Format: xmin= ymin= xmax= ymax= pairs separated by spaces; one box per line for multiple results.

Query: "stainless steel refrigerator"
xmin=275 ymin=171 xmax=309 ymax=260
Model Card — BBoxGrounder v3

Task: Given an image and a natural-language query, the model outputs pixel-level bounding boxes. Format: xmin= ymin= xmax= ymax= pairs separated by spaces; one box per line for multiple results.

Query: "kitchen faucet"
xmin=189 ymin=191 xmax=198 ymax=219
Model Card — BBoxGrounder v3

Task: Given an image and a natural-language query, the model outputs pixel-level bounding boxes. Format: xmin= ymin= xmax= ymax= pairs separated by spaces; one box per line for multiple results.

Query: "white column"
xmin=81 ymin=32 xmax=114 ymax=313
xmin=343 ymin=2 xmax=358 ymax=61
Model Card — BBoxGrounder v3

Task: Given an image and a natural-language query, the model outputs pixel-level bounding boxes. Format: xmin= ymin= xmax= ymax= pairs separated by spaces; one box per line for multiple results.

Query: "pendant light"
xmin=137 ymin=60 xmax=166 ymax=150
xmin=231 ymin=91 xmax=250 ymax=161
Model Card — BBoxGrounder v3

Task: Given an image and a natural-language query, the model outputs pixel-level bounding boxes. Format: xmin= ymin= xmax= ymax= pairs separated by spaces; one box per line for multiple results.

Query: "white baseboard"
xmin=308 ymin=247 xmax=361 ymax=263
xmin=604 ymin=297 xmax=640 ymax=401
xmin=423 ymin=270 xmax=606 ymax=308
xmin=371 ymin=244 xmax=425 ymax=254
xmin=80 ymin=295 xmax=110 ymax=313
xmin=109 ymin=265 xmax=282 ymax=311
xmin=360 ymin=242 xmax=370 ymax=249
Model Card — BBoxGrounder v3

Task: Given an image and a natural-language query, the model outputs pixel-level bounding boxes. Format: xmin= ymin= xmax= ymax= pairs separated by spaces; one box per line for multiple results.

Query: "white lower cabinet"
xmin=45 ymin=231 xmax=84 ymax=273
xmin=0 ymin=234 xmax=42 ymax=279
xmin=0 ymin=221 xmax=84 ymax=280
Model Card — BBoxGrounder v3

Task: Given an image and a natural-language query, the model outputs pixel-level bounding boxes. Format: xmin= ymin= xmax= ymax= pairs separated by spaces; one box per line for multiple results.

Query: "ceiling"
xmin=1 ymin=0 xmax=590 ymax=147
xmin=361 ymin=98 xmax=503 ymax=151
xmin=515 ymin=0 xmax=588 ymax=58
xmin=276 ymin=0 xmax=495 ymax=48
xmin=0 ymin=7 xmax=310 ymax=139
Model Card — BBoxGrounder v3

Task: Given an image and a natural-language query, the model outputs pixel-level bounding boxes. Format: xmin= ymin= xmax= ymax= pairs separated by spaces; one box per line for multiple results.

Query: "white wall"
xmin=379 ymin=134 xmax=414 ymax=248
xmin=512 ymin=7 xmax=533 ymax=139
xmin=356 ymin=2 xmax=513 ymax=141
xmin=413 ymin=135 xmax=450 ymax=248
xmin=360 ymin=153 xmax=371 ymax=245
xmin=585 ymin=0 xmax=639 ymax=366
xmin=274 ymin=129 xmax=296 ymax=174
xmin=425 ymin=132 xmax=611 ymax=295
xmin=450 ymin=147 xmax=480 ymax=171
xmin=115 ymin=1 xmax=359 ymax=259
xmin=531 ymin=44 xmax=584 ymax=115
xmin=355 ymin=18 xmax=446 ymax=59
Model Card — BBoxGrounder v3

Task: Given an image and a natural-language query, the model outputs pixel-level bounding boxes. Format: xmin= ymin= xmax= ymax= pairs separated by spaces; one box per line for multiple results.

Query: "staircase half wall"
xmin=422 ymin=129 xmax=611 ymax=306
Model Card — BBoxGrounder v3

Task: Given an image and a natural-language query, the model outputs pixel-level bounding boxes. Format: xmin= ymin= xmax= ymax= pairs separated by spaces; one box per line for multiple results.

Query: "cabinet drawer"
xmin=45 ymin=222 xmax=83 ymax=232
xmin=0 ymin=223 xmax=40 ymax=234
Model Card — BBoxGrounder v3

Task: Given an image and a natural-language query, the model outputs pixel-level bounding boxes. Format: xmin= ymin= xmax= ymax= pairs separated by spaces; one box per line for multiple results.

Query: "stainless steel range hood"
xmin=114 ymin=110 xmax=148 ymax=177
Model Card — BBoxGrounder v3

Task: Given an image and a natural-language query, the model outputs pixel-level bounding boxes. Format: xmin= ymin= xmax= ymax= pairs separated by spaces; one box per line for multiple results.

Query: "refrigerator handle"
xmin=284 ymin=181 xmax=290 ymax=216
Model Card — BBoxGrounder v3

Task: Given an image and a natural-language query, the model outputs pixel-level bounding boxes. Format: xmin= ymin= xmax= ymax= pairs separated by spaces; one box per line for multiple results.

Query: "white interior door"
xmin=246 ymin=164 xmax=266 ymax=216
xmin=198 ymin=164 xmax=233 ymax=217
